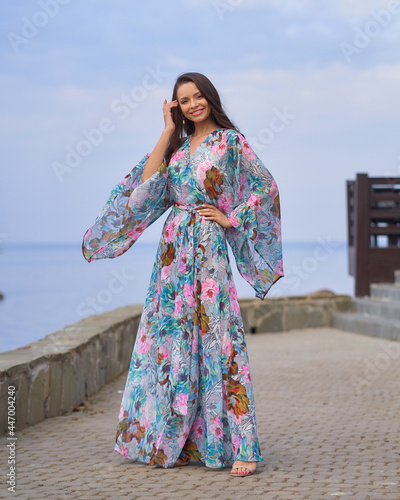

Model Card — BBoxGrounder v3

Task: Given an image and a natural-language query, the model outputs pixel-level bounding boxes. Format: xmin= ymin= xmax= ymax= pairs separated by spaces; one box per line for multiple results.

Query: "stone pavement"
xmin=1 ymin=328 xmax=399 ymax=500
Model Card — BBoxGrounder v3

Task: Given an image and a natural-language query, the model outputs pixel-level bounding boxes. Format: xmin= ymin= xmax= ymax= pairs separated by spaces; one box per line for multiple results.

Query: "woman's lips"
xmin=191 ymin=108 xmax=204 ymax=116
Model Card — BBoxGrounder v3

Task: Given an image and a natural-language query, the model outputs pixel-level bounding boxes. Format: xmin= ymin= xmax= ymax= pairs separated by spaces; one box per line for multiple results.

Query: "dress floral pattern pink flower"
xmin=82 ymin=128 xmax=283 ymax=468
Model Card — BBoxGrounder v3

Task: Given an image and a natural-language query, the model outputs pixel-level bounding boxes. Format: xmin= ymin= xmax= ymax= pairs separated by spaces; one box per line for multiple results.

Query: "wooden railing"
xmin=347 ymin=173 xmax=400 ymax=296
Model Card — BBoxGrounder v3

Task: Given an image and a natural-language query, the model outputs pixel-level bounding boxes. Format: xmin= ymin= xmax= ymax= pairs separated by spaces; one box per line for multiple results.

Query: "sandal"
xmin=231 ymin=462 xmax=256 ymax=477
xmin=174 ymin=457 xmax=190 ymax=467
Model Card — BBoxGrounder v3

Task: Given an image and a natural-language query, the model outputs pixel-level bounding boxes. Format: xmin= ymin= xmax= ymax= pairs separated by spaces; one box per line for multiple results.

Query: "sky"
xmin=1 ymin=0 xmax=400 ymax=246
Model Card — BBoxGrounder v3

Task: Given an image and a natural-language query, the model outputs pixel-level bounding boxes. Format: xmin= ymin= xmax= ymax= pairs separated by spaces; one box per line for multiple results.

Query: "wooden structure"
xmin=347 ymin=173 xmax=400 ymax=296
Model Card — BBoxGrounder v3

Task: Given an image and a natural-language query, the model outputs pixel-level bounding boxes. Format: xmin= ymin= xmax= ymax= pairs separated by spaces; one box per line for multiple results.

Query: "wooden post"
xmin=346 ymin=180 xmax=354 ymax=277
xmin=354 ymin=173 xmax=370 ymax=297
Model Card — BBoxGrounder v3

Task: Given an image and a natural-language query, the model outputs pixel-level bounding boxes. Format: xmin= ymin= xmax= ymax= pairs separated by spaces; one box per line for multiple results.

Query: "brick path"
xmin=1 ymin=328 xmax=399 ymax=499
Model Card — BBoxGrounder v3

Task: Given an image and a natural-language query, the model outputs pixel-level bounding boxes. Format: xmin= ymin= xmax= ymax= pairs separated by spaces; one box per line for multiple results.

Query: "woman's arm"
xmin=141 ymin=99 xmax=177 ymax=182
xmin=195 ymin=203 xmax=232 ymax=228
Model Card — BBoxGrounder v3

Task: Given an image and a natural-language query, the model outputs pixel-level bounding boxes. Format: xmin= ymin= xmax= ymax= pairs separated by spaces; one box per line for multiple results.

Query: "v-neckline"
xmin=188 ymin=128 xmax=221 ymax=160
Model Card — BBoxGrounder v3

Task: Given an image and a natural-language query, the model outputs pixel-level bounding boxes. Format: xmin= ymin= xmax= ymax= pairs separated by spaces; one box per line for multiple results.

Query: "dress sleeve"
xmin=225 ymin=132 xmax=284 ymax=299
xmin=82 ymin=154 xmax=171 ymax=262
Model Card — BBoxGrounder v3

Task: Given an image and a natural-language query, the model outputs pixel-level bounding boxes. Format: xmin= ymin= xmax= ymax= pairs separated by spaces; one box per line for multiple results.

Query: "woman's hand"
xmin=163 ymin=99 xmax=178 ymax=133
xmin=195 ymin=203 xmax=232 ymax=229
xmin=142 ymin=99 xmax=178 ymax=182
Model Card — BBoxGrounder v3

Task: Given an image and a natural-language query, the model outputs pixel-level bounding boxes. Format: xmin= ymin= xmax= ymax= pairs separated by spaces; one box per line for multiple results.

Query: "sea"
xmin=0 ymin=240 xmax=353 ymax=352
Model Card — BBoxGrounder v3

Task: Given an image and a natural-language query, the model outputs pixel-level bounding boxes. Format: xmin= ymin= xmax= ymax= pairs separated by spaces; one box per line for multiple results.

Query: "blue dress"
xmin=82 ymin=128 xmax=284 ymax=468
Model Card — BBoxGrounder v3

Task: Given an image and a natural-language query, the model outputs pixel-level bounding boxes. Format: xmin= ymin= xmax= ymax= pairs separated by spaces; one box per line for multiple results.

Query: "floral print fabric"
xmin=82 ymin=128 xmax=284 ymax=468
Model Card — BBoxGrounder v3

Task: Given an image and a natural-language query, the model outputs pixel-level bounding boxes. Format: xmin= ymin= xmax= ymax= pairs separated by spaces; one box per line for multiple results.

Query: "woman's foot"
xmin=231 ymin=460 xmax=256 ymax=477
xmin=174 ymin=457 xmax=190 ymax=467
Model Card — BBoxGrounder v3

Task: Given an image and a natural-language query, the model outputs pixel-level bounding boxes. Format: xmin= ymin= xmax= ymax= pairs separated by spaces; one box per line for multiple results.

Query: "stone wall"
xmin=240 ymin=294 xmax=354 ymax=334
xmin=0 ymin=294 xmax=354 ymax=436
xmin=0 ymin=305 xmax=143 ymax=436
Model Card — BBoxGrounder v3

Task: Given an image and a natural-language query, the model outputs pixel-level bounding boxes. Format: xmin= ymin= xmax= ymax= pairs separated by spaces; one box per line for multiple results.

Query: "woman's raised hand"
xmin=142 ymin=99 xmax=179 ymax=182
xmin=163 ymin=99 xmax=178 ymax=133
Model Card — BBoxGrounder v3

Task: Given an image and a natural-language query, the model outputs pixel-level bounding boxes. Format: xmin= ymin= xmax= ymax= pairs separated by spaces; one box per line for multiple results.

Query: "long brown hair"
xmin=164 ymin=72 xmax=240 ymax=166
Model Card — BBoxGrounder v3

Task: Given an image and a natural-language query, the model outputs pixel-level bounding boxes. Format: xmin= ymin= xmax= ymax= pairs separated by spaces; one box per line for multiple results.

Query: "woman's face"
xmin=176 ymin=81 xmax=211 ymax=125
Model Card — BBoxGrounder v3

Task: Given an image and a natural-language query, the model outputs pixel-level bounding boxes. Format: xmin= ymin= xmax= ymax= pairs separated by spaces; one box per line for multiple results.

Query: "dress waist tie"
xmin=172 ymin=201 xmax=202 ymax=215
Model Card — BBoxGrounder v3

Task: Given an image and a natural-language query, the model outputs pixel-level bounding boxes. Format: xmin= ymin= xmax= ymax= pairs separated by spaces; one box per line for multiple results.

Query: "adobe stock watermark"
xmin=76 ymin=267 xmax=135 ymax=317
xmin=7 ymin=0 xmax=71 ymax=53
xmin=212 ymin=0 xmax=243 ymax=21
xmin=248 ymin=107 xmax=296 ymax=152
xmin=350 ymin=340 xmax=400 ymax=395
xmin=273 ymin=235 xmax=341 ymax=297
xmin=6 ymin=385 xmax=17 ymax=493
xmin=340 ymin=1 xmax=400 ymax=63
xmin=243 ymin=236 xmax=341 ymax=331
xmin=51 ymin=65 xmax=167 ymax=183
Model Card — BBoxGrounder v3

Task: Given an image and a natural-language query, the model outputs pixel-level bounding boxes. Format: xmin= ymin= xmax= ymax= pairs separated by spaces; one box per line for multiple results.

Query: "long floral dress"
xmin=82 ymin=127 xmax=284 ymax=468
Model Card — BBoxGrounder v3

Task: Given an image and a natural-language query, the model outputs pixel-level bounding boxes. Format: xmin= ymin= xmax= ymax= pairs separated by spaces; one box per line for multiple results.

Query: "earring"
xmin=182 ymin=118 xmax=185 ymax=125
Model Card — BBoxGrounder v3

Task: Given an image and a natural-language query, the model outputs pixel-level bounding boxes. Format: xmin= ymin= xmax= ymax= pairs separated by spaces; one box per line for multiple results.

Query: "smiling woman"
xmin=82 ymin=72 xmax=284 ymax=478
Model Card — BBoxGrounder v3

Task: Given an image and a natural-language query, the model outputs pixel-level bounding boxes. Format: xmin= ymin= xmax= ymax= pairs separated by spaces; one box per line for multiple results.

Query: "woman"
xmin=82 ymin=72 xmax=284 ymax=477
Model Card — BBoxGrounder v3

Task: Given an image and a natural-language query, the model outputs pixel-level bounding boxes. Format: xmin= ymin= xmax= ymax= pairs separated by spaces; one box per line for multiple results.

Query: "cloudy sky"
xmin=1 ymin=0 xmax=400 ymax=245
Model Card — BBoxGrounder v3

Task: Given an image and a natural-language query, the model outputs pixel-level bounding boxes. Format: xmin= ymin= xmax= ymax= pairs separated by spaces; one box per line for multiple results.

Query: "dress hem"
xmin=114 ymin=444 xmax=263 ymax=469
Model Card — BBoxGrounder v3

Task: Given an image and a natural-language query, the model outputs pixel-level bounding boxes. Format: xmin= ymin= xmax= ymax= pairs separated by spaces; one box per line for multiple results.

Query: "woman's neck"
xmin=192 ymin=119 xmax=219 ymax=138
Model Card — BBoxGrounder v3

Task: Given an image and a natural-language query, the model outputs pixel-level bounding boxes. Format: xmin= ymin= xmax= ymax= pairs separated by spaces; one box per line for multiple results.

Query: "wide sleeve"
xmin=82 ymin=154 xmax=171 ymax=262
xmin=225 ymin=131 xmax=284 ymax=299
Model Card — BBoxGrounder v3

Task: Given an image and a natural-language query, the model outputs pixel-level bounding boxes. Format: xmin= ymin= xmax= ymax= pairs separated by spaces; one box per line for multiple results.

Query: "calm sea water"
xmin=0 ymin=240 xmax=353 ymax=352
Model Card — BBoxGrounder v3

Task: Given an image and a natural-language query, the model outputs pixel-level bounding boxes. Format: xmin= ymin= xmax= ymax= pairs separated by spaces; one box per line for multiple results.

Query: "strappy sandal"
xmin=231 ymin=464 xmax=256 ymax=477
xmin=174 ymin=457 xmax=190 ymax=467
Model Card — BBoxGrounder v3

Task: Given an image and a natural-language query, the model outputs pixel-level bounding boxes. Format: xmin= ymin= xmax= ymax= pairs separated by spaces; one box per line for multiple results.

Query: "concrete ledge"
xmin=0 ymin=293 xmax=354 ymax=436
xmin=240 ymin=293 xmax=354 ymax=334
xmin=0 ymin=305 xmax=143 ymax=436
xmin=332 ymin=311 xmax=400 ymax=341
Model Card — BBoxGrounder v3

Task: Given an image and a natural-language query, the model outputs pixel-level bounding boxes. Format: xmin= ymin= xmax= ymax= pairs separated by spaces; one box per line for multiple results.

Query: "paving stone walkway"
xmin=1 ymin=328 xmax=399 ymax=500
